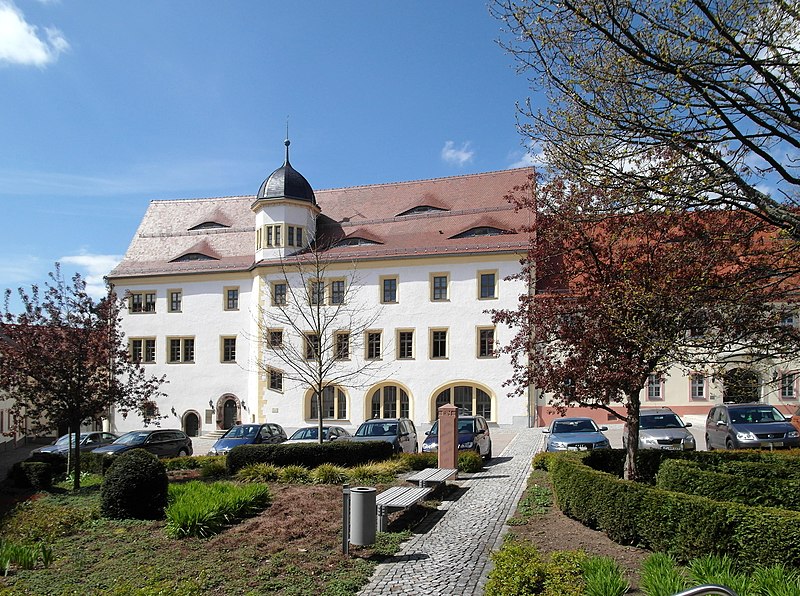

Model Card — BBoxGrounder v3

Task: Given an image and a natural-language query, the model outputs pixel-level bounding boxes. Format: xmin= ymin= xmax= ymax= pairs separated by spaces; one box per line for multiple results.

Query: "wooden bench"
xmin=406 ymin=467 xmax=458 ymax=487
xmin=375 ymin=485 xmax=433 ymax=531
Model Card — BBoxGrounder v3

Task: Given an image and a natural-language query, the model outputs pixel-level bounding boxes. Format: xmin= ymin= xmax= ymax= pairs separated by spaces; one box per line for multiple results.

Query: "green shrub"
xmin=80 ymin=451 xmax=115 ymax=475
xmin=485 ymin=538 xmax=586 ymax=596
xmin=162 ymin=455 xmax=205 ymax=471
xmin=544 ymin=550 xmax=586 ymax=596
xmin=166 ymin=480 xmax=271 ymax=538
xmin=226 ymin=441 xmax=394 ymax=474
xmin=199 ymin=458 xmax=228 ymax=479
xmin=400 ymin=452 xmax=438 ymax=470
xmin=310 ymin=463 xmax=348 ymax=485
xmin=544 ymin=451 xmax=800 ymax=568
xmin=582 ymin=556 xmax=629 ymax=596
xmin=8 ymin=461 xmax=52 ymax=490
xmin=100 ymin=449 xmax=168 ymax=520
xmin=458 ymin=450 xmax=483 ymax=473
xmin=278 ymin=465 xmax=311 ymax=484
xmin=656 ymin=459 xmax=800 ymax=510
xmin=640 ymin=553 xmax=689 ymax=596
xmin=688 ymin=554 xmax=750 ymax=595
xmin=235 ymin=463 xmax=280 ymax=483
xmin=347 ymin=463 xmax=395 ymax=485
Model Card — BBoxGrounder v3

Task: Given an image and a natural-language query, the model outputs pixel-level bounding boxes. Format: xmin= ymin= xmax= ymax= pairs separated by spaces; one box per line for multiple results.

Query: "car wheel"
xmin=177 ymin=448 xmax=189 ymax=457
xmin=483 ymin=442 xmax=492 ymax=461
xmin=705 ymin=435 xmax=713 ymax=450
xmin=725 ymin=439 xmax=734 ymax=450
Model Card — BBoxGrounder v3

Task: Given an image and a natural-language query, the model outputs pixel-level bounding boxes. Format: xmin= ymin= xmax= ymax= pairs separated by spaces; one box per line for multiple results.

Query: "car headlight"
xmin=788 ymin=431 xmax=799 ymax=439
xmin=596 ymin=440 xmax=610 ymax=448
xmin=459 ymin=441 xmax=474 ymax=449
xmin=550 ymin=441 xmax=568 ymax=448
xmin=736 ymin=431 xmax=757 ymax=441
xmin=683 ymin=436 xmax=696 ymax=444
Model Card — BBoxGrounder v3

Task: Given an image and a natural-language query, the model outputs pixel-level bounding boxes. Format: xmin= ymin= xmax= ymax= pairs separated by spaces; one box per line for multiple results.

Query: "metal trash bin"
xmin=349 ymin=486 xmax=376 ymax=546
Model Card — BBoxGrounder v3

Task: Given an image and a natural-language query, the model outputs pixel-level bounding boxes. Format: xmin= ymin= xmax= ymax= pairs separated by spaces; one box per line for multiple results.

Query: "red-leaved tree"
xmin=0 ymin=265 xmax=167 ymax=489
xmin=492 ymin=175 xmax=796 ymax=479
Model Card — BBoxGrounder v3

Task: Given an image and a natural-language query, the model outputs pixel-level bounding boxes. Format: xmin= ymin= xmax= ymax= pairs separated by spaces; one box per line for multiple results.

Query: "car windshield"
xmin=640 ymin=414 xmax=683 ymax=429
xmin=289 ymin=428 xmax=326 ymax=440
xmin=552 ymin=420 xmax=597 ymax=433
xmin=223 ymin=425 xmax=259 ymax=439
xmin=427 ymin=420 xmax=476 ymax=437
xmin=114 ymin=432 xmax=150 ymax=445
xmin=730 ymin=407 xmax=785 ymax=424
xmin=355 ymin=422 xmax=397 ymax=437
xmin=53 ymin=434 xmax=83 ymax=447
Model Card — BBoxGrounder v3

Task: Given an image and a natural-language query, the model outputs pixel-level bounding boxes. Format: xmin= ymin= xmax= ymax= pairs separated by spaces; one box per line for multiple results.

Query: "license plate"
xmin=772 ymin=442 xmax=784 ymax=447
xmin=568 ymin=445 xmax=588 ymax=451
xmin=662 ymin=445 xmax=680 ymax=450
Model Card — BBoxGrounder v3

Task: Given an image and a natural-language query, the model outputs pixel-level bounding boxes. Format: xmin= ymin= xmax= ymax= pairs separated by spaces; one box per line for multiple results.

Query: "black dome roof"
xmin=256 ymin=140 xmax=316 ymax=205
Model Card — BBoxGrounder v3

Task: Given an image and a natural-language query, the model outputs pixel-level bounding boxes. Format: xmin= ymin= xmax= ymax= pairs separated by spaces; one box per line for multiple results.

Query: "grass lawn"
xmin=0 ymin=479 xmax=417 ymax=596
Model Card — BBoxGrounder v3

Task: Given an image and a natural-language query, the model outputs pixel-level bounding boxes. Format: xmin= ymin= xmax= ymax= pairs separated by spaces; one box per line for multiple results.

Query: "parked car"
xmin=543 ymin=417 xmax=610 ymax=452
xmin=285 ymin=426 xmax=351 ymax=443
xmin=92 ymin=429 xmax=193 ymax=458
xmin=791 ymin=404 xmax=800 ymax=435
xmin=32 ymin=431 xmax=119 ymax=457
xmin=622 ymin=407 xmax=696 ymax=451
xmin=350 ymin=418 xmax=419 ymax=454
xmin=705 ymin=403 xmax=800 ymax=450
xmin=421 ymin=415 xmax=493 ymax=460
xmin=207 ymin=423 xmax=287 ymax=455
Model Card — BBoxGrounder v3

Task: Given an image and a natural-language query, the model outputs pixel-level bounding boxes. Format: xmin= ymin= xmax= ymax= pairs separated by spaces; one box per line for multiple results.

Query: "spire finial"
xmin=284 ymin=116 xmax=290 ymax=163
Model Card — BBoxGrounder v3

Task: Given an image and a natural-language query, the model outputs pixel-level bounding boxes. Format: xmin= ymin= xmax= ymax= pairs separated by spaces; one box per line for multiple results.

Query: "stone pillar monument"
xmin=437 ymin=404 xmax=458 ymax=471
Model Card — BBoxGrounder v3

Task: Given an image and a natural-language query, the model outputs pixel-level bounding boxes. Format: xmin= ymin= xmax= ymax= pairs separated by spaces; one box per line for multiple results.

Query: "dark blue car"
xmin=421 ymin=415 xmax=492 ymax=460
xmin=207 ymin=423 xmax=287 ymax=456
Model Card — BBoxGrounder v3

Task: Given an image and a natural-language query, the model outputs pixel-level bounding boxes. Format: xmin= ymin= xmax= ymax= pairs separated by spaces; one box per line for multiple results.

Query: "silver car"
xmin=624 ymin=407 xmax=695 ymax=451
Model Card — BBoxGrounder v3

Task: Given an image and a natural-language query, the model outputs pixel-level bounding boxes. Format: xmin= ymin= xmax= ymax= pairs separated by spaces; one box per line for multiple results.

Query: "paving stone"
xmin=357 ymin=428 xmax=543 ymax=596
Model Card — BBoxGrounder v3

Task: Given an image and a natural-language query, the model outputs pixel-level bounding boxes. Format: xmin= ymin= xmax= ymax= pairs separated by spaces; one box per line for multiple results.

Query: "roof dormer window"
xmin=397 ymin=205 xmax=449 ymax=217
xmin=451 ymin=226 xmax=507 ymax=239
xmin=171 ymin=253 xmax=218 ymax=262
xmin=334 ymin=237 xmax=380 ymax=247
xmin=189 ymin=221 xmax=229 ymax=231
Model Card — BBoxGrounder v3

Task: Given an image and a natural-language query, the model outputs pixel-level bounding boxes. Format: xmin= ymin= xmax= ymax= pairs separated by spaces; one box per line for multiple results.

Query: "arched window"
xmin=433 ymin=384 xmax=493 ymax=421
xmin=171 ymin=252 xmax=218 ymax=262
xmin=309 ymin=386 xmax=347 ymax=420
xmin=451 ymin=226 xmax=506 ymax=238
xmin=370 ymin=385 xmax=410 ymax=419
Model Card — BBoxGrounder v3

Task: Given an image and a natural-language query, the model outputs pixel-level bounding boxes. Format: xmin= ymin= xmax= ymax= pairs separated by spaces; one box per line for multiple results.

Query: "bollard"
xmin=342 ymin=484 xmax=350 ymax=555
xmin=349 ymin=486 xmax=376 ymax=546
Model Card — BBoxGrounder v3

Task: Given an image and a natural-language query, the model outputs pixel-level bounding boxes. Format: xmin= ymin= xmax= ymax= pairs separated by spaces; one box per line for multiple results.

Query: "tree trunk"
xmin=71 ymin=417 xmax=82 ymax=491
xmin=316 ymin=391 xmax=324 ymax=445
xmin=623 ymin=389 xmax=642 ymax=482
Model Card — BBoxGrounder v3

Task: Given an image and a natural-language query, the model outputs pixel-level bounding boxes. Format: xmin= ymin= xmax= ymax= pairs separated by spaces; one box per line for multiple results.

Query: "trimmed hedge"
xmin=9 ymin=461 xmax=53 ymax=490
xmin=226 ymin=441 xmax=395 ymax=474
xmin=100 ymin=449 xmax=168 ymax=520
xmin=656 ymin=459 xmax=800 ymax=511
xmin=540 ymin=452 xmax=800 ymax=569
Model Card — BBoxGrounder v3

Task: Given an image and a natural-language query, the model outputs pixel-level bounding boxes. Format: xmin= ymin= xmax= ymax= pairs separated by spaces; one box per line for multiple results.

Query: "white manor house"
xmin=108 ymin=143 xmax=800 ymax=436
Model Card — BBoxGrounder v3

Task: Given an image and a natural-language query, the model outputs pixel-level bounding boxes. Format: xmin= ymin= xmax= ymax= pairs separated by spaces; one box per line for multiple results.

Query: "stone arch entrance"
xmin=723 ymin=368 xmax=760 ymax=403
xmin=183 ymin=411 xmax=200 ymax=437
xmin=215 ymin=395 xmax=241 ymax=430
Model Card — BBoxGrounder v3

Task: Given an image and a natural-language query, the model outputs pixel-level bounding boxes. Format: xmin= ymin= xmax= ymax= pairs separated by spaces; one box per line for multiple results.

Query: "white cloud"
xmin=441 ymin=141 xmax=475 ymax=166
xmin=508 ymin=141 xmax=547 ymax=169
xmin=60 ymin=254 xmax=122 ymax=299
xmin=0 ymin=0 xmax=68 ymax=67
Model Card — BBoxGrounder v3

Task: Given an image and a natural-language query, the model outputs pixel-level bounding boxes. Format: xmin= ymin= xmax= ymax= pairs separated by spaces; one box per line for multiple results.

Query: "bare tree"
xmin=254 ymin=248 xmax=386 ymax=443
xmin=492 ymin=0 xmax=800 ymax=238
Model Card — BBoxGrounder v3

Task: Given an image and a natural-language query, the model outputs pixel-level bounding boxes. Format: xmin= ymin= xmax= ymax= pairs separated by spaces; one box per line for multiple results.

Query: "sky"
xmin=0 ymin=0 xmax=537 ymax=308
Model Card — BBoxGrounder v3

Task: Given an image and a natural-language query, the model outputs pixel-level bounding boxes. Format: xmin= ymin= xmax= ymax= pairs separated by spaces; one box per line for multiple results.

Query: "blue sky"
xmin=0 ymin=0 xmax=536 ymax=307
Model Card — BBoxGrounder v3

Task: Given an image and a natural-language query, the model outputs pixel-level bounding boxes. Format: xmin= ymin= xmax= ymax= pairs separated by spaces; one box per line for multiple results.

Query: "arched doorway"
xmin=183 ymin=411 xmax=200 ymax=437
xmin=367 ymin=383 xmax=412 ymax=419
xmin=222 ymin=398 xmax=238 ymax=429
xmin=431 ymin=383 xmax=493 ymax=421
xmin=723 ymin=369 xmax=760 ymax=403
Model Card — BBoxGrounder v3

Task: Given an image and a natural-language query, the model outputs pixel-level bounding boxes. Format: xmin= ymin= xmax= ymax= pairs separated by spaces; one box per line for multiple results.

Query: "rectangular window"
xmin=269 ymin=368 xmax=283 ymax=392
xmin=781 ymin=373 xmax=796 ymax=399
xmin=478 ymin=328 xmax=495 ymax=358
xmin=168 ymin=290 xmax=182 ymax=313
xmin=367 ymin=331 xmax=382 ymax=360
xmin=330 ymin=280 xmax=345 ymax=305
xmin=288 ymin=226 xmax=295 ymax=246
xmin=296 ymin=227 xmax=303 ymax=246
xmin=382 ymin=277 xmax=398 ymax=303
xmin=222 ymin=337 xmax=236 ymax=363
xmin=398 ymin=330 xmax=414 ymax=359
xmin=781 ymin=312 xmax=796 ymax=327
xmin=129 ymin=291 xmax=156 ymax=313
xmin=268 ymin=329 xmax=283 ymax=348
xmin=479 ymin=271 xmax=497 ymax=299
xmin=305 ymin=333 xmax=320 ymax=360
xmin=335 ymin=332 xmax=350 ymax=360
xmin=225 ymin=287 xmax=239 ymax=310
xmin=432 ymin=274 xmax=448 ymax=301
xmin=168 ymin=337 xmax=195 ymax=363
xmin=266 ymin=226 xmax=273 ymax=246
xmin=690 ymin=374 xmax=706 ymax=400
xmin=144 ymin=339 xmax=156 ymax=363
xmin=310 ymin=281 xmax=325 ymax=306
xmin=274 ymin=225 xmax=282 ymax=247
xmin=272 ymin=283 xmax=287 ymax=306
xmin=130 ymin=339 xmax=143 ymax=363
xmin=647 ymin=374 xmax=663 ymax=400
xmin=431 ymin=329 xmax=448 ymax=359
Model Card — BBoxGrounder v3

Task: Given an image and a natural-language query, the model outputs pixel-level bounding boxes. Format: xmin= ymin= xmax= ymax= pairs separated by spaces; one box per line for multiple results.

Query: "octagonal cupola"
xmin=253 ymin=139 xmax=320 ymax=261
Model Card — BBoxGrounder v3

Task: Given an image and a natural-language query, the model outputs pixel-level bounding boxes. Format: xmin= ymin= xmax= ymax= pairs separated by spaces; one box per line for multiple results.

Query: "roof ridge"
xmin=315 ymin=167 xmax=533 ymax=194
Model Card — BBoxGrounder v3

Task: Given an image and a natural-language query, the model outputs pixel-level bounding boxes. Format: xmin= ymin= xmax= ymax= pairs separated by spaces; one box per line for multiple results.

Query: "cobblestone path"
xmin=358 ymin=428 xmax=544 ymax=595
